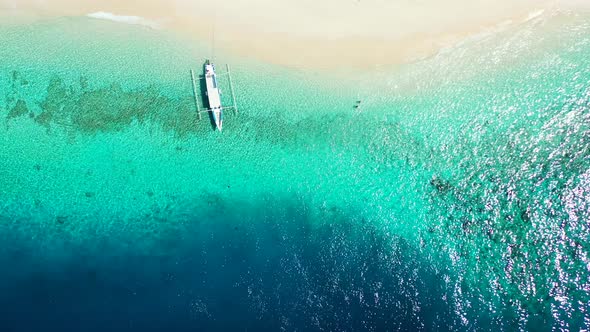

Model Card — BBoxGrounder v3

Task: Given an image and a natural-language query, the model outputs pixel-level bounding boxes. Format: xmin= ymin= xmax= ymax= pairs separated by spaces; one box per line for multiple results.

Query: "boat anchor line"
xmin=190 ymin=61 xmax=239 ymax=131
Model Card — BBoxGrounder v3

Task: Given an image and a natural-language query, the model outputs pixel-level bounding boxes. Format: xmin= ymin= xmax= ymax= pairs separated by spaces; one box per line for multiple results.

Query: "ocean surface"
xmin=0 ymin=10 xmax=589 ymax=331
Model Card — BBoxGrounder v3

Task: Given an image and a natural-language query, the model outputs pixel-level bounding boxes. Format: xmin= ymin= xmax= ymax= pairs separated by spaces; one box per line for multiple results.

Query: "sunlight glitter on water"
xmin=0 ymin=9 xmax=589 ymax=331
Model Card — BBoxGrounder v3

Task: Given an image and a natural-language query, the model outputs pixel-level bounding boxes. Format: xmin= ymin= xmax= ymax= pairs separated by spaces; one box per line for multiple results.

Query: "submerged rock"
xmin=430 ymin=175 xmax=453 ymax=194
xmin=6 ymin=100 xmax=29 ymax=120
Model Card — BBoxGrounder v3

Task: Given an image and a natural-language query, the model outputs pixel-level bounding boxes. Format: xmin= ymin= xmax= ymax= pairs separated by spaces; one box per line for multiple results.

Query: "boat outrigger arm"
xmin=190 ymin=60 xmax=239 ymax=131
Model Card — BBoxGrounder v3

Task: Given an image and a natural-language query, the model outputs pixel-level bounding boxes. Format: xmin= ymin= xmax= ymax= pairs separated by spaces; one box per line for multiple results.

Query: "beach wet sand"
xmin=2 ymin=0 xmax=583 ymax=69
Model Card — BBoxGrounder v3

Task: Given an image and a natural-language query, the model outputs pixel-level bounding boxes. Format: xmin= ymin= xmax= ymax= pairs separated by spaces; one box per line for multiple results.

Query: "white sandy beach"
xmin=0 ymin=0 xmax=587 ymax=68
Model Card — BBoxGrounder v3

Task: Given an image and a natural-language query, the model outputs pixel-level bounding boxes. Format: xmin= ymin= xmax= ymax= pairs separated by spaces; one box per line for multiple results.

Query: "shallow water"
xmin=0 ymin=11 xmax=589 ymax=331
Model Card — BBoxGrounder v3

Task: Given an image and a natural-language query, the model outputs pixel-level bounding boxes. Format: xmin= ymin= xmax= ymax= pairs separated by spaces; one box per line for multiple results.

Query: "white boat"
xmin=204 ymin=61 xmax=223 ymax=131
xmin=189 ymin=60 xmax=238 ymax=131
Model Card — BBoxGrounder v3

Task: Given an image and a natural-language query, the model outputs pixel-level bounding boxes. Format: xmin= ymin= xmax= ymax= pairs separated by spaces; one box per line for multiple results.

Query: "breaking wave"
xmin=86 ymin=11 xmax=159 ymax=29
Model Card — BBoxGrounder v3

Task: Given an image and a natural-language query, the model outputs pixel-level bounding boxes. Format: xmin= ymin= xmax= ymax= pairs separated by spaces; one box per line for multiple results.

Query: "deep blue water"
xmin=0 ymin=198 xmax=455 ymax=331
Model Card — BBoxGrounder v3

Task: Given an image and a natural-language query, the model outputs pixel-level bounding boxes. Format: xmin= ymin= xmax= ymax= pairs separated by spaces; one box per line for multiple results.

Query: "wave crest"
xmin=86 ymin=11 xmax=159 ymax=29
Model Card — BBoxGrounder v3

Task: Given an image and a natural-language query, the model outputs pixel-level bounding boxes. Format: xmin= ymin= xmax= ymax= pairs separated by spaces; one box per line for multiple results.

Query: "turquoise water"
xmin=0 ymin=11 xmax=589 ymax=331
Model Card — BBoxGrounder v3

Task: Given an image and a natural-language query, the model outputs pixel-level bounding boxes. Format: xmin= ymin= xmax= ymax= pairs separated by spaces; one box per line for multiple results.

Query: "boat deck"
xmin=205 ymin=65 xmax=222 ymax=110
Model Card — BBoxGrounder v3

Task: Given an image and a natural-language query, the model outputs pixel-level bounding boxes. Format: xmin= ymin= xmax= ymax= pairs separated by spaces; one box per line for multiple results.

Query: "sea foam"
xmin=523 ymin=9 xmax=545 ymax=23
xmin=86 ymin=11 xmax=160 ymax=29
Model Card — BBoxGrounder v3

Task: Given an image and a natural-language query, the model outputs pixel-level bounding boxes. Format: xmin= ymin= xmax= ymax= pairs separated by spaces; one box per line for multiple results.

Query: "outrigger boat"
xmin=204 ymin=62 xmax=223 ymax=130
xmin=190 ymin=60 xmax=238 ymax=131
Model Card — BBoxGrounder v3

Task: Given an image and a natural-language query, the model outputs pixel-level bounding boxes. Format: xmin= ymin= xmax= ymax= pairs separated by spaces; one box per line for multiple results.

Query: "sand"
xmin=0 ymin=0 xmax=587 ymax=69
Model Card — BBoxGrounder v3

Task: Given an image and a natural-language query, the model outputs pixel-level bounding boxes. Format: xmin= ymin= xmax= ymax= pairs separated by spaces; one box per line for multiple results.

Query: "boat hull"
xmin=212 ymin=108 xmax=223 ymax=131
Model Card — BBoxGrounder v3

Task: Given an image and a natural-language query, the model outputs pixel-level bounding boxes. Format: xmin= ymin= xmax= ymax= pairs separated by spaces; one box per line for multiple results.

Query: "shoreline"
xmin=1 ymin=0 xmax=588 ymax=69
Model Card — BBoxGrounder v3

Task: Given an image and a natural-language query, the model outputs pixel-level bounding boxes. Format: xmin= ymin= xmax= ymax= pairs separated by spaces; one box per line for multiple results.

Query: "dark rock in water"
xmin=7 ymin=100 xmax=29 ymax=120
xmin=34 ymin=111 xmax=53 ymax=128
xmin=520 ymin=208 xmax=530 ymax=223
xmin=85 ymin=192 xmax=95 ymax=198
xmin=205 ymin=192 xmax=223 ymax=207
xmin=430 ymin=176 xmax=453 ymax=194
xmin=10 ymin=70 xmax=29 ymax=86
xmin=80 ymin=76 xmax=89 ymax=90
xmin=56 ymin=216 xmax=67 ymax=224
